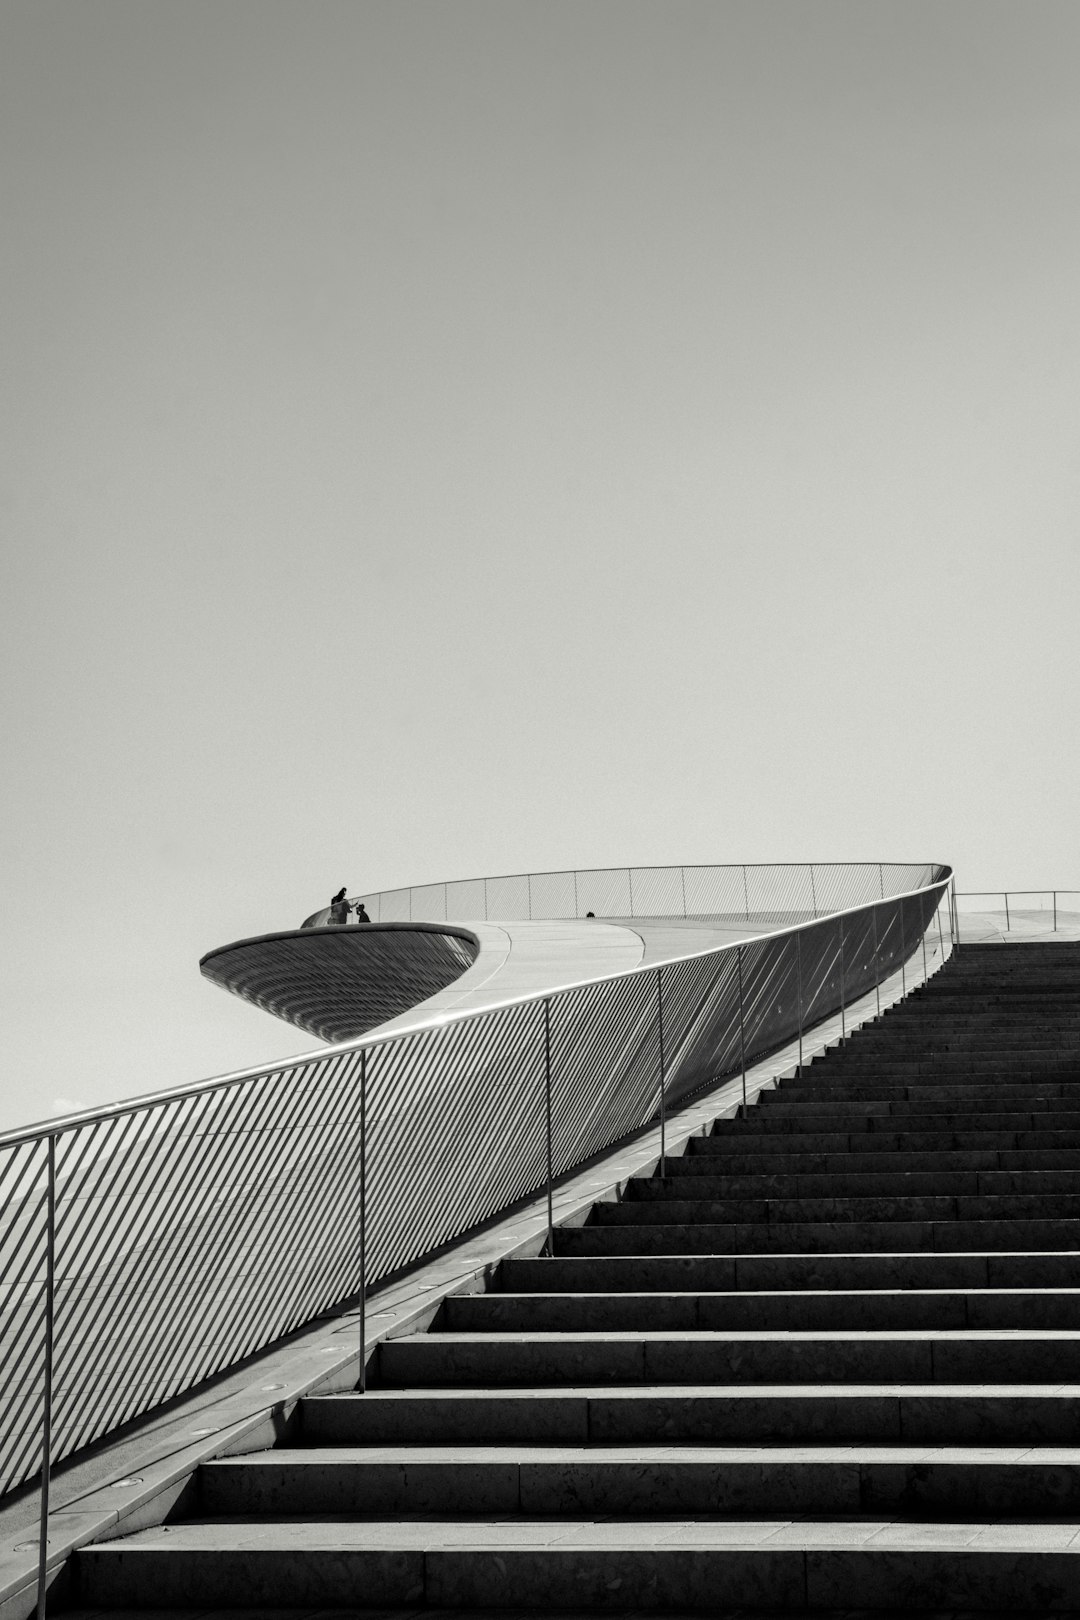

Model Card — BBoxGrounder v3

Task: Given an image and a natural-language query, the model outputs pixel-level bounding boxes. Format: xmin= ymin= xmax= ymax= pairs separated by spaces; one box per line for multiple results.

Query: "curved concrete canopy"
xmin=199 ymin=923 xmax=478 ymax=1043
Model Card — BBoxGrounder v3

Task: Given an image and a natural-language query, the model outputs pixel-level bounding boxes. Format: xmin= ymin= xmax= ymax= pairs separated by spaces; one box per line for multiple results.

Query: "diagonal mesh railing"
xmin=1 ymin=863 xmax=952 ymax=1504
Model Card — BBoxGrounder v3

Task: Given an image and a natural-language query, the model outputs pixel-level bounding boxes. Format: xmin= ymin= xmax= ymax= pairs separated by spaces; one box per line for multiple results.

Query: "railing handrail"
xmin=957 ymin=888 xmax=1080 ymax=896
xmin=2 ymin=871 xmax=952 ymax=1151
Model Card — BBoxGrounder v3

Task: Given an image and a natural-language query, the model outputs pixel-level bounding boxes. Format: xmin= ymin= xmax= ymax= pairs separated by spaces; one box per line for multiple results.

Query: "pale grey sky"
xmin=2 ymin=0 xmax=1079 ymax=1132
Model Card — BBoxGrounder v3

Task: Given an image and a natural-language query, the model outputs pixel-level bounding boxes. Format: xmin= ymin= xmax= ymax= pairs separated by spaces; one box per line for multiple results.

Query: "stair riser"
xmin=558 ymin=1218 xmax=1080 ymax=1254
xmin=611 ymin=1194 xmax=1080 ymax=1221
xmin=500 ymin=1253 xmax=1080 ymax=1292
xmin=638 ymin=1171 xmax=1080 ymax=1197
xmin=684 ymin=1147 xmax=1080 ymax=1172
xmin=303 ymin=1390 xmax=1080 ymax=1445
xmin=377 ymin=1337 xmax=1080 ymax=1386
xmin=75 ymin=1542 xmax=1080 ymax=1612
xmin=444 ymin=1292 xmax=1080 ymax=1332
xmin=200 ymin=1456 xmax=1080 ymax=1517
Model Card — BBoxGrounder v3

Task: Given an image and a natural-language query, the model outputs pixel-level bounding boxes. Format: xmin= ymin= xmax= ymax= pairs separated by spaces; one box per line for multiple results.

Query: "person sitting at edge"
xmin=354 ymin=902 xmax=371 ymax=923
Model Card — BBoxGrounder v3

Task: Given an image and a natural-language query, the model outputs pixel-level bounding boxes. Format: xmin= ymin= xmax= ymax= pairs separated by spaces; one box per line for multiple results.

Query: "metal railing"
xmin=0 ymin=861 xmax=953 ymax=1617
xmin=956 ymin=890 xmax=1080 ymax=933
xmin=303 ymin=860 xmax=943 ymax=928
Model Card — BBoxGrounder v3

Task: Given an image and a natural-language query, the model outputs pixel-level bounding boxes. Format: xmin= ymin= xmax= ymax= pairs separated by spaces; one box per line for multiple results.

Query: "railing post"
xmin=657 ymin=969 xmax=666 ymax=1178
xmin=921 ymin=914 xmax=929 ymax=983
xmin=839 ymin=916 xmax=846 ymax=1042
xmin=737 ymin=947 xmax=748 ymax=1112
xmin=795 ymin=931 xmax=804 ymax=1076
xmin=1054 ymin=891 xmax=1058 ymax=932
xmin=871 ymin=904 xmax=881 ymax=1017
xmin=900 ymin=896 xmax=906 ymax=997
xmin=358 ymin=1050 xmax=367 ymax=1394
xmin=36 ymin=1134 xmax=56 ymax=1620
xmin=543 ymin=998 xmax=555 ymax=1255
xmin=937 ymin=894 xmax=946 ymax=959
xmin=951 ymin=878 xmax=959 ymax=951
xmin=1004 ymin=891 xmax=1010 ymax=933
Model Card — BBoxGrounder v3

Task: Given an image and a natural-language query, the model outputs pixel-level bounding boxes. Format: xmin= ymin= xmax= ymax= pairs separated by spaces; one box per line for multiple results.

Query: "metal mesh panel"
xmin=377 ymin=888 xmax=411 ymax=922
xmin=408 ymin=884 xmax=447 ymax=922
xmin=626 ymin=867 xmax=686 ymax=918
xmin=549 ymin=974 xmax=661 ymax=1171
xmin=443 ymin=879 xmax=487 ymax=919
xmin=682 ymin=865 xmax=746 ymax=917
xmin=744 ymin=864 xmax=815 ymax=922
xmin=527 ymin=871 xmax=578 ymax=919
xmin=575 ymin=869 xmax=633 ymax=917
xmin=365 ymin=1003 xmax=546 ymax=1281
xmin=484 ymin=875 xmax=531 ymax=921
xmin=0 ymin=1138 xmax=49 ymax=1495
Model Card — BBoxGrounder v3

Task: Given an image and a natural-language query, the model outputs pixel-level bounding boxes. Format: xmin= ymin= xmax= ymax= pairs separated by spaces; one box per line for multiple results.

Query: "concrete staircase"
xmin=72 ymin=943 xmax=1080 ymax=1614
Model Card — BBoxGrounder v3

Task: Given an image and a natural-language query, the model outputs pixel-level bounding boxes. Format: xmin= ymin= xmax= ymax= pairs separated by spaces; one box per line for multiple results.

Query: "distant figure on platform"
xmin=329 ymin=887 xmax=349 ymax=926
xmin=353 ymin=902 xmax=371 ymax=923
xmin=585 ymin=911 xmax=596 ymax=918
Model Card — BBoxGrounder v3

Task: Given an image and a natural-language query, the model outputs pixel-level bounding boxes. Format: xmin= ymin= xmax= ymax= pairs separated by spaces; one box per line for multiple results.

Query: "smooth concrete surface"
xmin=0 ymin=943 xmax=946 ymax=1620
xmin=372 ymin=916 xmax=781 ymax=1039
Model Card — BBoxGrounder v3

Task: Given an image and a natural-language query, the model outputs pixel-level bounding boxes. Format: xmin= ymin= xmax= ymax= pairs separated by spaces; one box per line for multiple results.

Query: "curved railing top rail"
xmin=1 ymin=864 xmax=952 ymax=1151
xmin=302 ymin=860 xmax=948 ymax=930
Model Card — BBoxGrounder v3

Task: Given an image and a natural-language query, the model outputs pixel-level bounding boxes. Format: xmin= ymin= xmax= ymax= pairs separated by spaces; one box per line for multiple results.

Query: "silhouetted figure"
xmin=354 ymin=902 xmax=371 ymax=923
xmin=329 ymin=887 xmax=349 ymax=926
xmin=585 ymin=911 xmax=596 ymax=918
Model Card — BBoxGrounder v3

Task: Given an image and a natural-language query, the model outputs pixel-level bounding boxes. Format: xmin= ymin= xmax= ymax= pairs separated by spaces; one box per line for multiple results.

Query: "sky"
xmin=2 ymin=0 xmax=1079 ymax=1133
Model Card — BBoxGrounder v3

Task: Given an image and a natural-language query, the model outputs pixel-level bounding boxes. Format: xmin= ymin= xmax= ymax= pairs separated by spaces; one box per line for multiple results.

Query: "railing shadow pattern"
xmin=1 ymin=865 xmax=951 ymax=1510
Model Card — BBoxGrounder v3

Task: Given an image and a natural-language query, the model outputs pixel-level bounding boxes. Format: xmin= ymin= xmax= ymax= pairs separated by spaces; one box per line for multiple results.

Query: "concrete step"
xmin=756 ymin=1095 xmax=1080 ymax=1115
xmin=375 ymin=1329 xmax=1080 ymax=1387
xmin=556 ymin=1217 xmax=1080 ymax=1254
xmin=442 ymin=1288 xmax=1080 ymax=1334
xmin=690 ymin=1129 xmax=1080 ymax=1153
xmin=302 ymin=1382 xmax=1080 ymax=1445
xmin=74 ymin=1517 xmax=1080 ymax=1611
xmin=639 ymin=1169 xmax=1080 ymax=1198
xmin=683 ymin=1144 xmax=1080 ymax=1173
xmin=714 ymin=1110 xmax=1080 ymax=1134
xmin=499 ymin=1250 xmax=1080 ymax=1294
xmin=605 ymin=1191 xmax=1080 ymax=1223
xmin=197 ymin=1443 xmax=1080 ymax=1517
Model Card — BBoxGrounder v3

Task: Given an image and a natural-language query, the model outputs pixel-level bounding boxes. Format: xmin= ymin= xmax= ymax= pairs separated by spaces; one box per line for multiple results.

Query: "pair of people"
xmin=329 ymin=888 xmax=370 ymax=925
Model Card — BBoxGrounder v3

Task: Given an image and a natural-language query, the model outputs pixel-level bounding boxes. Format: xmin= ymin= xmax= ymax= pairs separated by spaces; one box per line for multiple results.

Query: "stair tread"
xmin=80 ymin=1517 xmax=1080 ymax=1551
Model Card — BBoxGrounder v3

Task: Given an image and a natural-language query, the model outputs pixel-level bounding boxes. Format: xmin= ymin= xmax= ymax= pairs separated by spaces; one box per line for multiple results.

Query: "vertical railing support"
xmin=871 ymin=904 xmax=881 ymax=1018
xmin=795 ymin=931 xmax=804 ymax=1077
xmin=543 ymin=998 xmax=555 ymax=1255
xmin=839 ymin=917 xmax=846 ymax=1042
xmin=1004 ymin=891 xmax=1011 ymax=933
xmin=657 ymin=968 xmax=667 ymax=1179
xmin=36 ymin=1134 xmax=56 ymax=1620
xmin=921 ymin=915 xmax=929 ymax=984
xmin=900 ymin=896 xmax=907 ymax=997
xmin=737 ymin=947 xmax=748 ymax=1112
xmin=1054 ymin=891 xmax=1058 ymax=932
xmin=950 ymin=878 xmax=959 ymax=951
xmin=937 ymin=895 xmax=946 ymax=959
xmin=358 ymin=1050 xmax=367 ymax=1394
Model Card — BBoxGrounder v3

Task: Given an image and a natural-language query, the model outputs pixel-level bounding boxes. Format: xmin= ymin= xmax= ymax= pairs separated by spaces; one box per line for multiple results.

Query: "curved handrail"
xmin=301 ymin=859 xmax=943 ymax=929
xmin=0 ymin=862 xmax=953 ymax=1509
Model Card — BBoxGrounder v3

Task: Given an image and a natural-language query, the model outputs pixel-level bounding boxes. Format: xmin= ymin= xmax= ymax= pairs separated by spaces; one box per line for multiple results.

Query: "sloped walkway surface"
xmin=70 ymin=944 xmax=1080 ymax=1616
